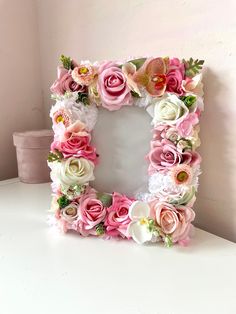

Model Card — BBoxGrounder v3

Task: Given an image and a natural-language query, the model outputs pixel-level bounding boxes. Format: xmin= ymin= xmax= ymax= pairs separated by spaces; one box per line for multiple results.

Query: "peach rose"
xmin=150 ymin=200 xmax=195 ymax=243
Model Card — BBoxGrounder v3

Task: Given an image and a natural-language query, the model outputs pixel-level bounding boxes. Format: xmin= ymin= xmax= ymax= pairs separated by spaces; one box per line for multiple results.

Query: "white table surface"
xmin=0 ymin=179 xmax=235 ymax=314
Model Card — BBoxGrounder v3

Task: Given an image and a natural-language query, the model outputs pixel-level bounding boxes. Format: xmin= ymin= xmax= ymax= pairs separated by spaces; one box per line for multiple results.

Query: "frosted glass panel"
xmin=91 ymin=106 xmax=152 ymax=197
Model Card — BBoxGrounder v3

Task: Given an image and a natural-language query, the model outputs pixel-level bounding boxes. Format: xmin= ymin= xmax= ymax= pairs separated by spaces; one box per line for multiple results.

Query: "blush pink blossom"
xmin=51 ymin=136 xmax=98 ymax=163
xmin=50 ymin=66 xmax=86 ymax=95
xmin=97 ymin=61 xmax=132 ymax=111
xmin=150 ymin=200 xmax=195 ymax=243
xmin=148 ymin=140 xmax=183 ymax=173
xmin=166 ymin=58 xmax=185 ymax=95
xmin=77 ymin=196 xmax=106 ymax=236
xmin=176 ymin=113 xmax=199 ymax=137
xmin=105 ymin=192 xmax=134 ymax=238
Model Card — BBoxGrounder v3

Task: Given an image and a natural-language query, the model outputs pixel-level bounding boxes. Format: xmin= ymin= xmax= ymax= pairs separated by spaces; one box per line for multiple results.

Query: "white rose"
xmin=49 ymin=157 xmax=95 ymax=191
xmin=147 ymin=94 xmax=188 ymax=125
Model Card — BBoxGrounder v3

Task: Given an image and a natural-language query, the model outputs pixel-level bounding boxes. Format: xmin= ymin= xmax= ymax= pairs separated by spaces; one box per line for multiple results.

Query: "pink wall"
xmin=0 ymin=0 xmax=45 ymax=180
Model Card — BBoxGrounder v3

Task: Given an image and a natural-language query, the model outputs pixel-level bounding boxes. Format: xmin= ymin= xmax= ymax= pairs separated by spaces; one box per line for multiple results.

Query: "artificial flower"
xmin=150 ymin=200 xmax=195 ymax=243
xmin=51 ymin=66 xmax=86 ymax=95
xmin=51 ymin=134 xmax=98 ymax=163
xmin=127 ymin=201 xmax=153 ymax=244
xmin=49 ymin=157 xmax=95 ymax=192
xmin=183 ymin=73 xmax=204 ymax=97
xmin=176 ymin=112 xmax=199 ymax=137
xmin=77 ymin=196 xmax=106 ymax=235
xmin=52 ymin=108 xmax=72 ymax=127
xmin=148 ymin=140 xmax=183 ymax=173
xmin=133 ymin=57 xmax=168 ymax=96
xmin=88 ymin=78 xmax=101 ymax=105
xmin=105 ymin=192 xmax=133 ymax=238
xmin=122 ymin=62 xmax=141 ymax=96
xmin=61 ymin=202 xmax=78 ymax=223
xmin=166 ymin=58 xmax=185 ymax=95
xmin=147 ymin=94 xmax=189 ymax=126
xmin=72 ymin=63 xmax=96 ymax=86
xmin=97 ymin=61 xmax=132 ymax=111
xmin=170 ymin=164 xmax=193 ymax=185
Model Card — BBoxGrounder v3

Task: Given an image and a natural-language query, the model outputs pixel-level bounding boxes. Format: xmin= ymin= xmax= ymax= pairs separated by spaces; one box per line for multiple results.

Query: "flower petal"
xmin=127 ymin=221 xmax=152 ymax=244
xmin=146 ymin=58 xmax=167 ymax=76
xmin=129 ymin=201 xmax=150 ymax=220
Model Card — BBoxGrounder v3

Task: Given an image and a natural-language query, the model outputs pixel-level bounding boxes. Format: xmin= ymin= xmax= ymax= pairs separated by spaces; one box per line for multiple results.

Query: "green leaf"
xmin=96 ymin=222 xmax=105 ymax=236
xmin=76 ymin=92 xmax=89 ymax=106
xmin=180 ymin=95 xmax=197 ymax=109
xmin=57 ymin=195 xmax=70 ymax=209
xmin=47 ymin=150 xmax=63 ymax=162
xmin=97 ymin=192 xmax=112 ymax=207
xmin=128 ymin=58 xmax=147 ymax=70
xmin=164 ymin=235 xmax=173 ymax=248
xmin=183 ymin=58 xmax=204 ymax=78
xmin=60 ymin=54 xmax=72 ymax=70
xmin=131 ymin=90 xmax=141 ymax=98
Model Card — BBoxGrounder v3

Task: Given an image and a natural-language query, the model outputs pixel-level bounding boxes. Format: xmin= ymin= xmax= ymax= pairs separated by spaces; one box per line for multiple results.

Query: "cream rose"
xmin=49 ymin=157 xmax=95 ymax=191
xmin=148 ymin=94 xmax=189 ymax=126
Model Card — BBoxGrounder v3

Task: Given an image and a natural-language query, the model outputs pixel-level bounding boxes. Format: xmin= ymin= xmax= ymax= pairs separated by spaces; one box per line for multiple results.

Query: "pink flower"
xmin=176 ymin=113 xmax=199 ymax=137
xmin=148 ymin=140 xmax=182 ymax=173
xmin=77 ymin=196 xmax=106 ymax=236
xmin=148 ymin=139 xmax=201 ymax=173
xmin=50 ymin=66 xmax=86 ymax=95
xmin=166 ymin=58 xmax=185 ymax=95
xmin=150 ymin=200 xmax=195 ymax=243
xmin=72 ymin=63 xmax=96 ymax=86
xmin=105 ymin=192 xmax=133 ymax=238
xmin=97 ymin=61 xmax=132 ymax=111
xmin=133 ymin=57 xmax=168 ymax=96
xmin=51 ymin=136 xmax=98 ymax=163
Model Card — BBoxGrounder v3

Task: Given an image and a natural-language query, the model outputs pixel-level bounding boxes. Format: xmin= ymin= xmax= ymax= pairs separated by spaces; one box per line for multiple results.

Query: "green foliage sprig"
xmin=76 ymin=92 xmax=89 ymax=106
xmin=180 ymin=95 xmax=197 ymax=109
xmin=96 ymin=222 xmax=105 ymax=236
xmin=47 ymin=150 xmax=63 ymax=162
xmin=128 ymin=57 xmax=147 ymax=70
xmin=97 ymin=192 xmax=113 ymax=207
xmin=60 ymin=54 xmax=72 ymax=70
xmin=183 ymin=58 xmax=204 ymax=77
xmin=57 ymin=195 xmax=70 ymax=209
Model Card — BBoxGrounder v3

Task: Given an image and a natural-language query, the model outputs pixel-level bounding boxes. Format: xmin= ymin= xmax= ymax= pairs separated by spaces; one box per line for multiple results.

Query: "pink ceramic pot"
xmin=13 ymin=130 xmax=53 ymax=183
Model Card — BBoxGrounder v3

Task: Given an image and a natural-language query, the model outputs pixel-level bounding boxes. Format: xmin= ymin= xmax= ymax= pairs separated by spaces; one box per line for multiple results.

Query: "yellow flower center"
xmin=56 ymin=115 xmax=64 ymax=124
xmin=177 ymin=171 xmax=189 ymax=183
xmin=139 ymin=218 xmax=148 ymax=225
xmin=79 ymin=67 xmax=89 ymax=74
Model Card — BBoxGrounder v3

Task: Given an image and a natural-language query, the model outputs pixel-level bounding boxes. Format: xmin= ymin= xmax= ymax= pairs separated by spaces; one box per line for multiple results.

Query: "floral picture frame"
xmin=48 ymin=55 xmax=204 ymax=247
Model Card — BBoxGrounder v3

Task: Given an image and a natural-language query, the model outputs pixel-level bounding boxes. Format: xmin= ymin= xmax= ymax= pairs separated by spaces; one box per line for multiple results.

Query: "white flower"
xmin=146 ymin=93 xmax=189 ymax=126
xmin=49 ymin=157 xmax=95 ymax=192
xmin=50 ymin=95 xmax=98 ymax=131
xmin=127 ymin=201 xmax=153 ymax=244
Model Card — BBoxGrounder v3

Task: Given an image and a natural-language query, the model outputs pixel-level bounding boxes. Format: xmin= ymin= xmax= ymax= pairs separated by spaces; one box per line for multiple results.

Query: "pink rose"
xmin=148 ymin=139 xmax=201 ymax=173
xmin=77 ymin=196 xmax=106 ymax=236
xmin=176 ymin=113 xmax=199 ymax=137
xmin=105 ymin=192 xmax=133 ymax=238
xmin=148 ymin=140 xmax=182 ymax=173
xmin=50 ymin=66 xmax=86 ymax=95
xmin=166 ymin=58 xmax=185 ymax=95
xmin=150 ymin=201 xmax=195 ymax=243
xmin=97 ymin=61 xmax=132 ymax=111
xmin=51 ymin=135 xmax=98 ymax=163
